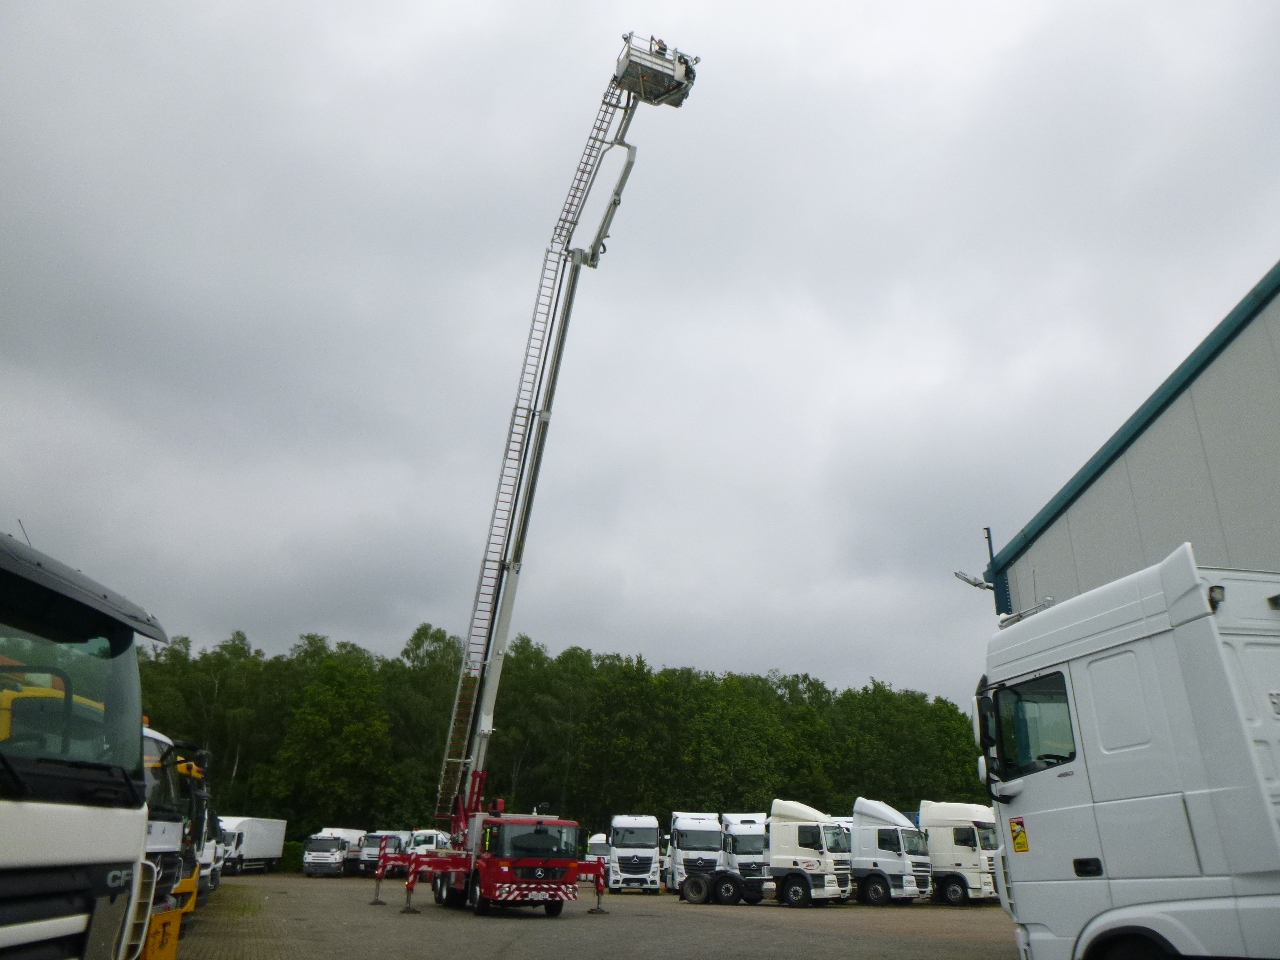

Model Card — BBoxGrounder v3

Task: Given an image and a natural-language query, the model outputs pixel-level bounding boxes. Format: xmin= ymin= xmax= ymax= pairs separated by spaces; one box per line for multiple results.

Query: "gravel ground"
xmin=180 ymin=874 xmax=1017 ymax=960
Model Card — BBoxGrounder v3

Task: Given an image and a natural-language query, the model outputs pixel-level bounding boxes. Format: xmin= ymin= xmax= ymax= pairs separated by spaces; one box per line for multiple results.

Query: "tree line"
xmin=138 ymin=626 xmax=985 ymax=841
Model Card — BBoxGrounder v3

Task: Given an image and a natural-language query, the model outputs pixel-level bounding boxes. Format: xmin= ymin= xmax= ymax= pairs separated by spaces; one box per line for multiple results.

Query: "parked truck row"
xmin=586 ymin=797 xmax=997 ymax=908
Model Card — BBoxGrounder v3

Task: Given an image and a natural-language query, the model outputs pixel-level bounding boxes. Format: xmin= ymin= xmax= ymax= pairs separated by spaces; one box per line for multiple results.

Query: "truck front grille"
xmin=0 ymin=864 xmax=135 ymax=960
xmin=513 ymin=867 xmax=565 ymax=881
xmin=737 ymin=864 xmax=763 ymax=878
xmin=681 ymin=857 xmax=717 ymax=875
xmin=146 ymin=853 xmax=182 ymax=901
xmin=616 ymin=857 xmax=652 ymax=876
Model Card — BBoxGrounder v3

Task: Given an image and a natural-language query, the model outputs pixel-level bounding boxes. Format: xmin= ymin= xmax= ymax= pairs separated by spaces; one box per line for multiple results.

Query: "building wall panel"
xmin=1189 ymin=318 xmax=1280 ymax=572
xmin=1123 ymin=391 xmax=1229 ymax=568
xmin=1010 ymin=514 xmax=1079 ymax=611
xmin=1064 ymin=458 xmax=1146 ymax=594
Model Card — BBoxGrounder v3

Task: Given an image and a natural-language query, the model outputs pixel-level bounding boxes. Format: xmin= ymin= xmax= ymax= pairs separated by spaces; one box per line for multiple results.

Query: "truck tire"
xmin=782 ymin=876 xmax=811 ymax=907
xmin=683 ymin=875 xmax=712 ymax=904
xmin=469 ymin=873 xmax=490 ymax=915
xmin=445 ymin=882 xmax=468 ymax=908
xmin=433 ymin=875 xmax=448 ymax=905
xmin=544 ymin=901 xmax=564 ymax=917
xmin=1100 ymin=937 xmax=1169 ymax=960
xmin=942 ymin=877 xmax=969 ymax=906
xmin=861 ymin=875 xmax=891 ymax=907
xmin=712 ymin=875 xmax=742 ymax=906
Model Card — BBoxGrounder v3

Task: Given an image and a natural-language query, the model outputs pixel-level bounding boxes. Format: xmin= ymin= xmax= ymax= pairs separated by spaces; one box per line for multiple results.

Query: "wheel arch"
xmin=1080 ymin=927 xmax=1179 ymax=960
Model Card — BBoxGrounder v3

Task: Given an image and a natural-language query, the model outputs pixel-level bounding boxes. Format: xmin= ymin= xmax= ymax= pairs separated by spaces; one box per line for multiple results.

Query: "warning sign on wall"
xmin=1009 ymin=817 xmax=1029 ymax=853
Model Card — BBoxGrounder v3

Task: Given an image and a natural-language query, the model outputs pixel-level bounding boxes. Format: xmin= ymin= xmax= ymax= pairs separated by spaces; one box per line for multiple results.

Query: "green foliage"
xmin=140 ymin=627 xmax=984 ymax=840
xmin=278 ymin=841 xmax=304 ymax=873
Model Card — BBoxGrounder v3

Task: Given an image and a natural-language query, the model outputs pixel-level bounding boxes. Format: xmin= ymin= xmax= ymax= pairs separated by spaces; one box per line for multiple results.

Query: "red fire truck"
xmin=374 ymin=34 xmax=697 ymax=917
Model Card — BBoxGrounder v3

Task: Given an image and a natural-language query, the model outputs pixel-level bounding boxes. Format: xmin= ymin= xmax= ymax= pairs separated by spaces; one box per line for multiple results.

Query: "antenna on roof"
xmin=17 ymin=519 xmax=31 ymax=547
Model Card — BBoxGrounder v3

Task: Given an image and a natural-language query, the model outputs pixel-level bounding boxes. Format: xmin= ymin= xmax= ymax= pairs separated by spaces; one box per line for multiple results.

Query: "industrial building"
xmin=984 ymin=259 xmax=1280 ymax=617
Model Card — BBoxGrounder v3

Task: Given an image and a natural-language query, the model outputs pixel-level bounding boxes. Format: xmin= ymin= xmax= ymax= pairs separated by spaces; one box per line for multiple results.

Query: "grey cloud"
xmin=2 ymin=1 xmax=1279 ymax=708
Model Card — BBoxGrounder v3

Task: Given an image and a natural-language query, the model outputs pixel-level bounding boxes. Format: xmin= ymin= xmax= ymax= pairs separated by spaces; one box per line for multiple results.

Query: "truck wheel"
xmin=444 ymin=882 xmax=468 ymax=908
xmin=782 ymin=876 xmax=810 ymax=907
xmin=544 ymin=901 xmax=564 ymax=917
xmin=1101 ymin=937 xmax=1168 ymax=960
xmin=469 ymin=874 xmax=490 ymax=915
xmin=683 ymin=875 xmax=712 ymax=905
xmin=943 ymin=878 xmax=969 ymax=906
xmin=433 ymin=875 xmax=448 ymax=905
xmin=862 ymin=876 xmax=891 ymax=907
xmin=712 ymin=876 xmax=742 ymax=906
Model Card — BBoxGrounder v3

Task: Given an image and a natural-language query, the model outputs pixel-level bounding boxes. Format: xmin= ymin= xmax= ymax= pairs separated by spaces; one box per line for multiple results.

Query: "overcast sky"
xmin=2 ymin=1 xmax=1278 ymax=706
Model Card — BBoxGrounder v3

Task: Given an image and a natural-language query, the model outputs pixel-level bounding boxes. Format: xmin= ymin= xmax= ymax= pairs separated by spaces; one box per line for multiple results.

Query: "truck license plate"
xmin=527 ymin=891 xmax=550 ymax=901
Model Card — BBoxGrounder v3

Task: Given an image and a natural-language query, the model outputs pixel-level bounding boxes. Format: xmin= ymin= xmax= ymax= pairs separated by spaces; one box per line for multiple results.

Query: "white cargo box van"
xmin=219 ymin=816 xmax=287 ymax=874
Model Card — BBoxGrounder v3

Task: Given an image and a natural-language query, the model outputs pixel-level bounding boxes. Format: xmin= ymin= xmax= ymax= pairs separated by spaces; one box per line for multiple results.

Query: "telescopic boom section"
xmin=435 ymin=34 xmax=698 ymax=828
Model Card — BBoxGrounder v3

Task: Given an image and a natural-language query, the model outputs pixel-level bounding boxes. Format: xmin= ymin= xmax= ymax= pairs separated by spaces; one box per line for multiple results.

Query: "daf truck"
xmin=607 ymin=815 xmax=661 ymax=893
xmin=833 ymin=797 xmax=932 ymax=905
xmin=976 ymin=543 xmax=1280 ymax=960
xmin=767 ymin=799 xmax=852 ymax=906
xmin=918 ymin=800 xmax=998 ymax=905
xmin=0 ymin=534 xmax=168 ymax=960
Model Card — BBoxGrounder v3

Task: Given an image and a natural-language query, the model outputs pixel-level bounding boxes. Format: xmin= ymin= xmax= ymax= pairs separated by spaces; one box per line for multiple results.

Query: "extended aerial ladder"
xmin=435 ymin=34 xmax=699 ymax=831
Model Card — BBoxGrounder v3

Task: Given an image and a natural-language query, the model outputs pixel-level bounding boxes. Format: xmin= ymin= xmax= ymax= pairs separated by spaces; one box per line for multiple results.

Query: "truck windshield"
xmin=143 ymin=735 xmax=182 ymax=821
xmin=0 ymin=612 xmax=142 ymax=806
xmin=588 ymin=842 xmax=609 ymax=857
xmin=306 ymin=838 xmax=342 ymax=853
xmin=678 ymin=830 xmax=721 ymax=851
xmin=976 ymin=823 xmax=998 ymax=850
xmin=901 ymin=829 xmax=928 ymax=856
xmin=728 ymin=834 xmax=766 ymax=855
xmin=496 ymin=823 xmax=578 ymax=858
xmin=612 ymin=827 xmax=658 ymax=848
xmin=822 ymin=825 xmax=851 ymax=853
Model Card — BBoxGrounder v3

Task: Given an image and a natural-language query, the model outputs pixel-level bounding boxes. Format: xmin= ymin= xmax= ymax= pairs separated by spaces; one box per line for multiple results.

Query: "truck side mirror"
xmin=976 ymin=695 xmax=997 ymax=750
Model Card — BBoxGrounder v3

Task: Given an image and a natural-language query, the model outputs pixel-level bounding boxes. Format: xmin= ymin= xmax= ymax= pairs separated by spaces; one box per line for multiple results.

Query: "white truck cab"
xmin=834 ymin=797 xmax=931 ymax=905
xmin=608 ymin=815 xmax=661 ymax=893
xmin=976 ymin=544 xmax=1280 ymax=960
xmin=585 ymin=832 xmax=609 ymax=878
xmin=666 ymin=813 xmax=721 ymax=895
xmin=918 ymin=800 xmax=998 ymax=905
xmin=359 ymin=830 xmax=411 ymax=875
xmin=767 ymin=799 xmax=851 ymax=906
xmin=142 ymin=727 xmax=184 ymax=907
xmin=303 ymin=828 xmax=365 ymax=877
xmin=721 ymin=813 xmax=768 ymax=902
xmin=410 ymin=828 xmax=446 ymax=855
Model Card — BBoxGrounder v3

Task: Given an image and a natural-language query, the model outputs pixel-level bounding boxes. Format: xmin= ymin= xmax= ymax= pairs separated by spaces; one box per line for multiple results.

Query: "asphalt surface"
xmin=181 ymin=874 xmax=1017 ymax=960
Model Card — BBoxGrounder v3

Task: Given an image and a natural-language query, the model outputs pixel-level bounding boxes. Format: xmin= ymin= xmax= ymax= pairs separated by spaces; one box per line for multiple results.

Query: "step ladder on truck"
xmin=371 ymin=33 xmax=699 ymax=918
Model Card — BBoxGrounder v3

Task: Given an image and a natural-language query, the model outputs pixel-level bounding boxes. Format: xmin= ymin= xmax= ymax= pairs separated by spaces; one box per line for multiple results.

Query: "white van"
xmin=917 ymin=801 xmax=997 ymax=904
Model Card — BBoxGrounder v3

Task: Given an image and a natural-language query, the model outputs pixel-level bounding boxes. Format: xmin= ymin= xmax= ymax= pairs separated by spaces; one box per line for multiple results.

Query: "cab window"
xmin=995 ymin=671 xmax=1076 ymax=777
xmin=953 ymin=827 xmax=977 ymax=848
xmin=877 ymin=829 xmax=900 ymax=854
xmin=797 ymin=825 xmax=821 ymax=850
